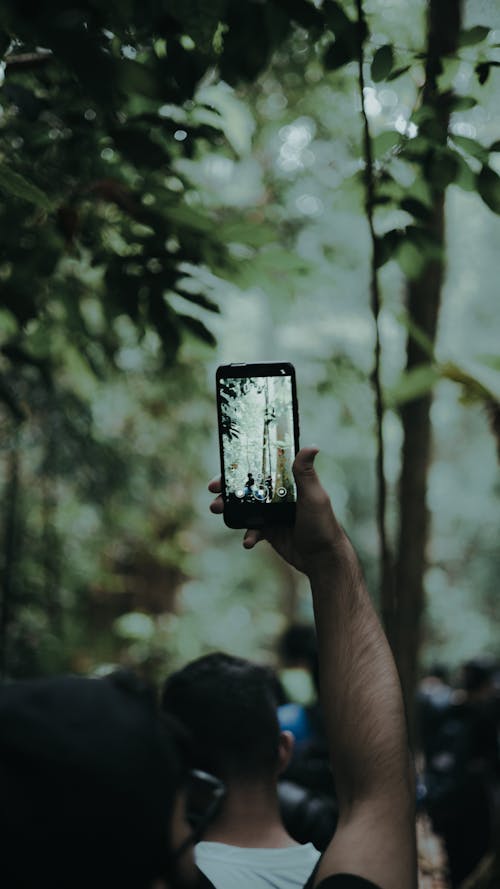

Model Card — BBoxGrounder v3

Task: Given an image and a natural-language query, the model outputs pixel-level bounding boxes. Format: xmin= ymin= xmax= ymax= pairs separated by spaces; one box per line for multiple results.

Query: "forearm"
xmin=307 ymin=544 xmax=413 ymax=813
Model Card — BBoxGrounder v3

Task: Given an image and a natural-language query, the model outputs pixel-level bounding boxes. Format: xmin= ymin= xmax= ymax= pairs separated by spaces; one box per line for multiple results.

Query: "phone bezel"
xmin=216 ymin=362 xmax=299 ymax=529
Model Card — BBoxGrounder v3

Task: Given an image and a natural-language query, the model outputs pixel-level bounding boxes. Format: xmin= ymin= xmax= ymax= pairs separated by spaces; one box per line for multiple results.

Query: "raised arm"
xmin=209 ymin=448 xmax=417 ymax=889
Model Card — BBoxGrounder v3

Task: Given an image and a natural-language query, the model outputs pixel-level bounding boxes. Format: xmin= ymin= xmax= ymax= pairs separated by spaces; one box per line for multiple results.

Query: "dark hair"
xmin=278 ymin=624 xmax=319 ymax=693
xmin=0 ymin=671 xmax=190 ymax=888
xmin=161 ymin=652 xmax=282 ymax=783
xmin=462 ymin=657 xmax=494 ymax=693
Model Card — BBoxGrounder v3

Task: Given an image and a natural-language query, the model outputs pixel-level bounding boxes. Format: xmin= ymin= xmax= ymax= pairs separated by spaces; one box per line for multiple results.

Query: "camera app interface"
xmin=219 ymin=374 xmax=297 ymax=506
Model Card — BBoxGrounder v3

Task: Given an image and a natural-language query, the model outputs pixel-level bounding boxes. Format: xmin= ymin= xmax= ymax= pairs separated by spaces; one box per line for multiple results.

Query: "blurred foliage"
xmin=0 ymin=0 xmax=328 ymax=411
xmin=0 ymin=0 xmax=499 ymax=681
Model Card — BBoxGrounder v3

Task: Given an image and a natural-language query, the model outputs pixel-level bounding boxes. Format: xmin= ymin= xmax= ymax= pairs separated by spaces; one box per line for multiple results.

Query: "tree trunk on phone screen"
xmin=394 ymin=0 xmax=462 ymax=743
xmin=261 ymin=379 xmax=269 ymax=479
xmin=273 ymin=412 xmax=294 ymax=502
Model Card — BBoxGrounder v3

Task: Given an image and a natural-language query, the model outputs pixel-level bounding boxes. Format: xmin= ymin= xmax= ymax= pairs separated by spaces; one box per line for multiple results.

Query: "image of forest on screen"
xmin=219 ymin=375 xmax=297 ymax=505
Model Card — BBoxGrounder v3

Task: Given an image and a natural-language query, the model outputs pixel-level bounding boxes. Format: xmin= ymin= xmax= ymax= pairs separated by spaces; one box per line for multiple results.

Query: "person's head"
xmin=0 ymin=671 xmax=219 ymax=889
xmin=462 ymin=656 xmax=495 ymax=698
xmin=278 ymin=623 xmax=319 ymax=697
xmin=161 ymin=652 xmax=291 ymax=787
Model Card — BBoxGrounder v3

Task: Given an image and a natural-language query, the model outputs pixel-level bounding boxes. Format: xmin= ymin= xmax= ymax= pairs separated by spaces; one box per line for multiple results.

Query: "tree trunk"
xmin=261 ymin=379 xmax=269 ymax=479
xmin=41 ymin=477 xmax=62 ymax=635
xmin=394 ymin=0 xmax=462 ymax=743
xmin=0 ymin=428 xmax=21 ymax=678
xmin=273 ymin=412 xmax=294 ymax=502
xmin=355 ymin=0 xmax=396 ymax=652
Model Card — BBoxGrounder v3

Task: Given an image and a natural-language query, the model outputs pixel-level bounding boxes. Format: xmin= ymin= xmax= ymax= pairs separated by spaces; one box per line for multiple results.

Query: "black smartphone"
xmin=216 ymin=362 xmax=300 ymax=529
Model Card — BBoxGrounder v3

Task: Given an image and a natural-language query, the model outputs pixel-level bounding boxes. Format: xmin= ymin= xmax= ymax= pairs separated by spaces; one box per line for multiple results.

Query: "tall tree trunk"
xmin=0 ymin=427 xmax=21 ymax=678
xmin=41 ymin=477 xmax=62 ymax=635
xmin=394 ymin=0 xmax=462 ymax=743
xmin=273 ymin=412 xmax=294 ymax=502
xmin=261 ymin=379 xmax=269 ymax=479
xmin=355 ymin=0 xmax=396 ymax=651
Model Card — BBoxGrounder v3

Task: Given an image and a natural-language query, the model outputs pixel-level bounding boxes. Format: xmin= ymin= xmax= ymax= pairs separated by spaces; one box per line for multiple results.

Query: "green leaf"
xmin=449 ymin=134 xmax=489 ymax=164
xmin=164 ymin=204 xmax=215 ymax=233
xmin=387 ymin=65 xmax=411 ymax=81
xmin=372 ymin=130 xmax=401 ymax=158
xmin=476 ymin=62 xmax=490 ymax=85
xmin=375 ymin=229 xmax=403 ymax=268
xmin=0 ymin=163 xmax=52 ymax=210
xmin=392 ymin=225 xmax=441 ymax=278
xmin=217 ymin=221 xmax=276 ymax=248
xmin=174 ymin=289 xmax=220 ymax=313
xmin=405 ymin=224 xmax=440 ymax=251
xmin=323 ymin=37 xmax=356 ymax=70
xmin=458 ymin=25 xmax=490 ymax=47
xmin=400 ymin=198 xmax=432 ymax=221
xmin=396 ymin=240 xmax=427 ymax=279
xmin=371 ymin=44 xmax=394 ymax=82
xmin=488 ymin=140 xmax=500 ymax=152
xmin=386 ymin=364 xmax=441 ymax=408
xmin=476 ymin=165 xmax=500 ymax=214
xmin=196 ymin=83 xmax=255 ymax=156
xmin=449 ymin=95 xmax=477 ymax=112
xmin=452 ymin=152 xmax=477 ymax=192
xmin=427 ymin=148 xmax=460 ymax=189
xmin=178 ymin=314 xmax=216 ymax=346
xmin=475 ymin=60 xmax=500 ymax=85
xmin=148 ymin=295 xmax=181 ymax=363
xmin=400 ymin=135 xmax=432 ymax=162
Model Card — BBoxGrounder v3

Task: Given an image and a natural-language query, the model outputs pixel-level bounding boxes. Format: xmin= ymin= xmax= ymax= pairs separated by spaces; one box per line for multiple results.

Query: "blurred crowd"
xmin=275 ymin=628 xmax=500 ymax=889
xmin=2 ymin=613 xmax=497 ymax=889
xmin=416 ymin=658 xmax=500 ymax=888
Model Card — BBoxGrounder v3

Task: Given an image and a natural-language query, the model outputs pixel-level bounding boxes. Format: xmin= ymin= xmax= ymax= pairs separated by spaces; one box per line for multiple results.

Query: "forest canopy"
xmin=0 ymin=0 xmax=499 ymax=710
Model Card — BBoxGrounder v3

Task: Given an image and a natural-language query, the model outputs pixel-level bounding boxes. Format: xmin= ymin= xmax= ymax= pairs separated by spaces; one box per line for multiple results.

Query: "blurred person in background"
xmin=425 ymin=657 xmax=500 ymax=888
xmin=277 ymin=623 xmax=338 ymax=850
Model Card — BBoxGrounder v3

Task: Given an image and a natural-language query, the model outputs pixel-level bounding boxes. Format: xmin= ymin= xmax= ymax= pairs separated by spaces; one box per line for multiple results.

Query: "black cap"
xmin=0 ymin=671 xmax=188 ymax=888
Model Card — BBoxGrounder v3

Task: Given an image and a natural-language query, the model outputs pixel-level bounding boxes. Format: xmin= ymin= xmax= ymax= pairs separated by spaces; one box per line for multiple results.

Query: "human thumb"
xmin=292 ymin=447 xmax=320 ymax=493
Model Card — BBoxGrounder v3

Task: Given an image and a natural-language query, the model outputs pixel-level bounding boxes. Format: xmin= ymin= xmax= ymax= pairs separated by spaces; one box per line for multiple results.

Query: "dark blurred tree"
xmin=0 ymin=0 xmax=326 ymax=676
xmin=327 ymin=0 xmax=500 ymax=734
xmin=394 ymin=0 xmax=463 ymax=739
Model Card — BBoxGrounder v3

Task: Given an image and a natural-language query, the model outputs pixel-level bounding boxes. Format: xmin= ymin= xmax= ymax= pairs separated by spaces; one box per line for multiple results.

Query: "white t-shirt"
xmin=195 ymin=841 xmax=321 ymax=889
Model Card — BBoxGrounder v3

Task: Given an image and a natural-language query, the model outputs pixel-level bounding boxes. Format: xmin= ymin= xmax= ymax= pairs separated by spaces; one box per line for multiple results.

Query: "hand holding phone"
xmin=216 ymin=362 xmax=300 ymax=528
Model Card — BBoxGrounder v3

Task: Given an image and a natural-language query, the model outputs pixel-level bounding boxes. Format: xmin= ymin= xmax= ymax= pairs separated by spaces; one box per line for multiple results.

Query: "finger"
xmin=208 ymin=476 xmax=222 ymax=494
xmin=210 ymin=495 xmax=224 ymax=514
xmin=292 ymin=447 xmax=321 ymax=494
xmin=243 ymin=528 xmax=263 ymax=549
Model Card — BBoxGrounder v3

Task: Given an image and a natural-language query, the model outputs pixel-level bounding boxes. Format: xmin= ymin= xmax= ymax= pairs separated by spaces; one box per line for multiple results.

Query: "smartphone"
xmin=216 ymin=362 xmax=300 ymax=529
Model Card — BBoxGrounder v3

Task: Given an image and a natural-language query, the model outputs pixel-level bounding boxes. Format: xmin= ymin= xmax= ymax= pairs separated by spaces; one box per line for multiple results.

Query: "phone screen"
xmin=217 ymin=364 xmax=299 ymax=527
